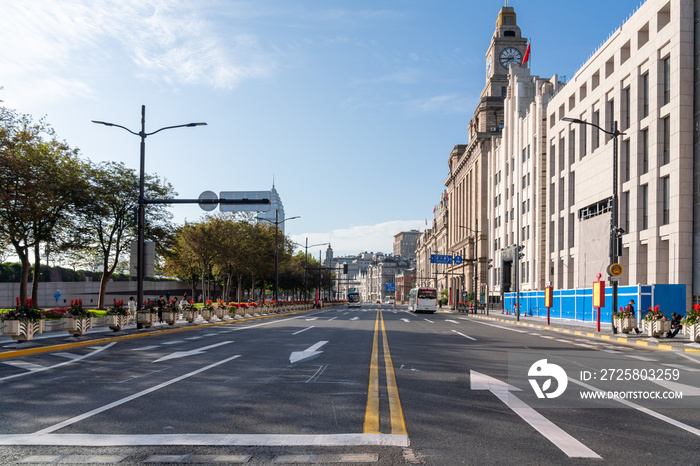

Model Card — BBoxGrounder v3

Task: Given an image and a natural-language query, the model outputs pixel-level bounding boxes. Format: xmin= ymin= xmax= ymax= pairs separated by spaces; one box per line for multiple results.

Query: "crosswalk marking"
xmin=3 ymin=360 xmax=45 ymax=371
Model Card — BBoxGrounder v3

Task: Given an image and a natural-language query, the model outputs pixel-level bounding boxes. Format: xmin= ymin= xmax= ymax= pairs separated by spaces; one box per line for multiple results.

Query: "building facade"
xmin=393 ymin=230 xmax=420 ymax=260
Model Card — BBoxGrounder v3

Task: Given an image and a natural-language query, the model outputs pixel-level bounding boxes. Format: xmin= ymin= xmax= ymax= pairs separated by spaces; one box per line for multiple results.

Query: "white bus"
xmin=348 ymin=291 xmax=361 ymax=308
xmin=408 ymin=287 xmax=438 ymax=313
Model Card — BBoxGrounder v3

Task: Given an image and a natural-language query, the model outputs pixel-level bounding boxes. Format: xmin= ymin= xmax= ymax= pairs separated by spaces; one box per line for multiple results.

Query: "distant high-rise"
xmin=393 ymin=230 xmax=420 ymax=260
xmin=257 ymin=183 xmax=286 ymax=234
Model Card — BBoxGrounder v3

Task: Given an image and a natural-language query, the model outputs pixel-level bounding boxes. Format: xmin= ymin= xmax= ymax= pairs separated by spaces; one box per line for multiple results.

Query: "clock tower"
xmin=471 ymin=6 xmax=528 ymax=138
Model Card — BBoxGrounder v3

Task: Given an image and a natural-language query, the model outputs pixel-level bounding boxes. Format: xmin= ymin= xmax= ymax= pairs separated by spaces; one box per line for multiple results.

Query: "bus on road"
xmin=408 ymin=287 xmax=438 ymax=313
xmin=348 ymin=291 xmax=361 ymax=308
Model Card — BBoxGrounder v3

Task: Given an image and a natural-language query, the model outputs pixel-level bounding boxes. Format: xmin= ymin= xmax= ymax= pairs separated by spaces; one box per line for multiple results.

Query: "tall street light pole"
xmin=563 ymin=117 xmax=624 ymax=333
xmin=92 ymin=105 xmax=206 ymax=323
xmin=292 ymin=239 xmax=330 ymax=301
xmin=458 ymin=222 xmax=479 ymax=314
xmin=262 ymin=211 xmax=300 ymax=302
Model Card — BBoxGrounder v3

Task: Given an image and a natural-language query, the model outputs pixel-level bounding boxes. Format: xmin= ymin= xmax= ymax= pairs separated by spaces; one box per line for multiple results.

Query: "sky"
xmin=0 ymin=0 xmax=645 ymax=258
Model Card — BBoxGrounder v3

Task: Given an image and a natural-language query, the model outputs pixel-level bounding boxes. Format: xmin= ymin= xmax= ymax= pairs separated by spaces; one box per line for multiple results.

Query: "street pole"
xmin=274 ymin=210 xmax=279 ymax=302
xmin=563 ymin=117 xmax=624 ymax=333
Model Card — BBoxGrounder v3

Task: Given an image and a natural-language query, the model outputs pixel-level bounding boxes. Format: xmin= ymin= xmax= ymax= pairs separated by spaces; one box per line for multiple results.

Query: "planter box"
xmin=647 ymin=320 xmax=671 ymax=337
xmin=182 ymin=310 xmax=197 ymax=323
xmin=201 ymin=309 xmax=213 ymax=321
xmin=162 ymin=311 xmax=178 ymax=325
xmin=615 ymin=317 xmax=638 ymax=333
xmin=685 ymin=323 xmax=700 ymax=342
xmin=215 ymin=308 xmax=226 ymax=320
xmin=64 ymin=316 xmax=93 ymax=336
xmin=106 ymin=314 xmax=129 ymax=331
xmin=137 ymin=312 xmax=157 ymax=328
xmin=2 ymin=319 xmax=45 ymax=341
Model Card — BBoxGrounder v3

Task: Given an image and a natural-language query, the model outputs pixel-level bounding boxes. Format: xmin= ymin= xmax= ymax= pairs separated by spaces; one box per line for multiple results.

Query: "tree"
xmin=68 ymin=161 xmax=176 ymax=309
xmin=0 ymin=108 xmax=89 ymax=303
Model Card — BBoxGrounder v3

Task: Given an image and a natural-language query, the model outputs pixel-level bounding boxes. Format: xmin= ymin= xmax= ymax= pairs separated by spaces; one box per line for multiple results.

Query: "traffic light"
xmin=487 ymin=258 xmax=493 ymax=269
xmin=343 ymin=263 xmax=348 ymax=274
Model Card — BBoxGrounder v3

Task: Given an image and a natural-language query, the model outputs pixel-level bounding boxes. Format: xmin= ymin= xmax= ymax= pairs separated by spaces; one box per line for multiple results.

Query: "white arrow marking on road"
xmin=451 ymin=330 xmax=476 ymax=341
xmin=470 ymin=371 xmax=600 ymax=458
xmin=445 ymin=319 xmax=460 ymax=324
xmin=350 ymin=317 xmax=360 ymax=321
xmin=152 ymin=341 xmax=233 ymax=363
xmin=401 ymin=318 xmax=410 ymax=323
xmin=290 ymin=341 xmax=328 ymax=364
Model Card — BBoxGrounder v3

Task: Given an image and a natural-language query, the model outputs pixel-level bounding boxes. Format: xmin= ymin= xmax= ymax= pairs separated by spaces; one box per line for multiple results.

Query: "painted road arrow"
xmin=400 ymin=318 xmax=410 ymax=323
xmin=152 ymin=341 xmax=233 ymax=363
xmin=470 ymin=371 xmax=600 ymax=458
xmin=289 ymin=341 xmax=328 ymax=364
xmin=350 ymin=317 xmax=360 ymax=321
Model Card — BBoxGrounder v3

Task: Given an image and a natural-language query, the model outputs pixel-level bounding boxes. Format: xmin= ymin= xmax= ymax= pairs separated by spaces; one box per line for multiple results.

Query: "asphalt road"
xmin=1 ymin=304 xmax=699 ymax=465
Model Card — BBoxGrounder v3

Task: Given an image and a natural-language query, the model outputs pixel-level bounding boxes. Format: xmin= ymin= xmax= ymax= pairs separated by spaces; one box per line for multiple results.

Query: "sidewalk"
xmin=446 ymin=308 xmax=700 ymax=354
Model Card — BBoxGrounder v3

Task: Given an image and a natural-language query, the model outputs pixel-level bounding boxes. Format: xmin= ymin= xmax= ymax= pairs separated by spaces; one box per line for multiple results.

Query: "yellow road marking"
xmin=380 ymin=311 xmax=407 ymax=435
xmin=363 ymin=311 xmax=380 ymax=434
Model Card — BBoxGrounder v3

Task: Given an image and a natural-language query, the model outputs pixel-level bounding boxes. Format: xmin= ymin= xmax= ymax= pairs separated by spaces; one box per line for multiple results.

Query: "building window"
xmin=623 ymin=191 xmax=630 ymax=233
xmin=641 ymin=184 xmax=649 ymax=230
xmin=642 ymin=72 xmax=649 ymax=118
xmin=592 ymin=110 xmax=600 ymax=150
xmin=624 ymin=139 xmax=631 ymax=182
xmin=662 ymin=117 xmax=670 ymax=166
xmin=623 ymin=86 xmax=631 ymax=130
xmin=662 ymin=56 xmax=670 ymax=106
xmin=662 ymin=176 xmax=670 ymax=225
xmin=641 ymin=129 xmax=649 ymax=174
xmin=569 ymin=130 xmax=576 ymax=164
xmin=580 ymin=124 xmax=587 ymax=159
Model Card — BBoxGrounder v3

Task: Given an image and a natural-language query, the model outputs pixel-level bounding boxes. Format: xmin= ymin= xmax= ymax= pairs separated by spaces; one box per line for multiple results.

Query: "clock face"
xmin=486 ymin=54 xmax=492 ymax=78
xmin=499 ymin=47 xmax=522 ymax=69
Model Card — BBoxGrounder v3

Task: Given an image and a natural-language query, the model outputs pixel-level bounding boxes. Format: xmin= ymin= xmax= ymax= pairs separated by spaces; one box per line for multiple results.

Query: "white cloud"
xmin=290 ymin=220 xmax=424 ymax=257
xmin=0 ymin=0 xmax=275 ymax=105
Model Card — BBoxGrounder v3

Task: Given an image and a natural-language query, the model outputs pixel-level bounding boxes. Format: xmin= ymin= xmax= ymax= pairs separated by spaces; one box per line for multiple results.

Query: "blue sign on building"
xmin=385 ymin=283 xmax=395 ymax=292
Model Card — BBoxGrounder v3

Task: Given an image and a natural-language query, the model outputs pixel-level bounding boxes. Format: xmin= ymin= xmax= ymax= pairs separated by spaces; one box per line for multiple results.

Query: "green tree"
xmin=0 ymin=108 xmax=89 ymax=304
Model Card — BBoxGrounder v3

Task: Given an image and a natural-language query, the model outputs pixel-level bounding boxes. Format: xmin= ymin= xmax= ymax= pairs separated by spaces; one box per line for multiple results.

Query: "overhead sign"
xmin=385 ymin=283 xmax=395 ymax=292
xmin=219 ymin=191 xmax=271 ymax=212
xmin=430 ymin=254 xmax=453 ymax=264
xmin=198 ymin=191 xmax=218 ymax=211
xmin=453 ymin=255 xmax=463 ymax=265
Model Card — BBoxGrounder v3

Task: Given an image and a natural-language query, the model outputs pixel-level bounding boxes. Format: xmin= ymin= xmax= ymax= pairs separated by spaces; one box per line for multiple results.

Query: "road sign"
xmin=430 ymin=254 xmax=453 ymax=264
xmin=453 ymin=255 xmax=463 ymax=265
xmin=219 ymin=191 xmax=271 ymax=212
xmin=198 ymin=191 xmax=218 ymax=211
xmin=608 ymin=276 xmax=622 ymax=282
xmin=607 ymin=263 xmax=623 ymax=277
xmin=385 ymin=283 xmax=395 ymax=292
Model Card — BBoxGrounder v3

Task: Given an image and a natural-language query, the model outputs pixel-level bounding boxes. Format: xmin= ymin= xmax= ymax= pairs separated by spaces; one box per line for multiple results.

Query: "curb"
xmin=467 ymin=314 xmax=700 ymax=354
xmin=0 ymin=307 xmax=328 ymax=360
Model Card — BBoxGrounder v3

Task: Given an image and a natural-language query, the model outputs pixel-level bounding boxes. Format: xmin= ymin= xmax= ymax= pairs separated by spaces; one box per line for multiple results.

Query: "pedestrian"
xmin=667 ymin=312 xmax=683 ymax=338
xmin=156 ymin=295 xmax=166 ymax=323
xmin=625 ymin=299 xmax=641 ymax=333
xmin=128 ymin=296 xmax=137 ymax=324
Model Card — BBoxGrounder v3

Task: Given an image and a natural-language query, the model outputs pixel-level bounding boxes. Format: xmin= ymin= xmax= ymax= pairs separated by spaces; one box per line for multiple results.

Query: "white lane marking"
xmin=400 ymin=318 xmax=410 ymax=323
xmin=292 ymin=326 xmax=314 ymax=336
xmin=570 ymin=377 xmax=700 ymax=439
xmin=290 ymin=341 xmax=329 ymax=364
xmin=161 ymin=340 xmax=186 ymax=345
xmin=540 ymin=336 xmax=555 ymax=339
xmin=328 ymin=317 xmax=338 ymax=321
xmin=152 ymin=341 xmax=233 ymax=363
xmin=306 ymin=317 xmax=318 ymax=321
xmin=424 ymin=319 xmax=434 ymax=323
xmin=555 ymin=339 xmax=572 ymax=344
xmin=2 ymin=360 xmax=45 ymax=371
xmin=603 ymin=350 xmax=621 ymax=354
xmin=445 ymin=320 xmax=460 ymax=324
xmin=650 ymin=379 xmax=700 ymax=396
xmin=451 ymin=330 xmax=476 ymax=341
xmin=471 ymin=371 xmax=600 ymax=458
xmin=350 ymin=317 xmax=360 ymax=321
xmin=0 ymin=343 xmax=116 ymax=383
xmin=130 ymin=346 xmax=159 ymax=351
xmin=573 ymin=343 xmax=596 ymax=348
xmin=468 ymin=320 xmax=531 ymax=333
xmin=0 ymin=433 xmax=409 ymax=447
xmin=33 ymin=354 xmax=242 ymax=435
xmin=662 ymin=363 xmax=700 ymax=372
xmin=50 ymin=353 xmax=83 ymax=360
xmin=185 ymin=336 xmax=203 ymax=340
xmin=625 ymin=355 xmax=657 ymax=362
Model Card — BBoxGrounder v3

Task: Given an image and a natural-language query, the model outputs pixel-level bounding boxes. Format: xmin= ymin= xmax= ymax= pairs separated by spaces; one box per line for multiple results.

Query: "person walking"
xmin=625 ymin=299 xmax=641 ymax=334
xmin=128 ymin=296 xmax=137 ymax=324
xmin=156 ymin=295 xmax=166 ymax=323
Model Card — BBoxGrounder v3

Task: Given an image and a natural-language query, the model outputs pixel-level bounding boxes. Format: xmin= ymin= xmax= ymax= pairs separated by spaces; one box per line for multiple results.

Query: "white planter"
xmin=162 ymin=311 xmax=178 ymax=325
xmin=201 ymin=309 xmax=214 ymax=321
xmin=106 ymin=314 xmax=129 ymax=331
xmin=64 ymin=316 xmax=93 ymax=336
xmin=215 ymin=308 xmax=226 ymax=320
xmin=685 ymin=323 xmax=700 ymax=342
xmin=616 ymin=316 xmax=637 ymax=333
xmin=2 ymin=319 xmax=45 ymax=341
xmin=183 ymin=310 xmax=197 ymax=323
xmin=647 ymin=320 xmax=671 ymax=337
xmin=137 ymin=312 xmax=157 ymax=328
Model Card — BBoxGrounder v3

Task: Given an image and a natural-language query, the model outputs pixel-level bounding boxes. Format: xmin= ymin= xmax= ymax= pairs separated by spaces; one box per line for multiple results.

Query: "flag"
xmin=521 ymin=41 xmax=531 ymax=66
xmin=425 ymin=219 xmax=427 ymax=225
xmin=433 ymin=206 xmax=436 ymax=214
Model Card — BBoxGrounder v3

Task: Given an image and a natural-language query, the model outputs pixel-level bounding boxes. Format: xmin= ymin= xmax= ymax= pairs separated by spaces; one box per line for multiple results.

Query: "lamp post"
xmin=563 ymin=117 xmax=624 ymax=333
xmin=458 ymin=222 xmax=479 ymax=314
xmin=261 ymin=211 xmax=300 ymax=303
xmin=92 ymin=105 xmax=206 ymax=323
xmin=293 ymin=240 xmax=330 ymax=302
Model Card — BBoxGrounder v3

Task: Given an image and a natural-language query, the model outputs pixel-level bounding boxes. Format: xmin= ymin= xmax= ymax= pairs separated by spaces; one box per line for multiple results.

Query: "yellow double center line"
xmin=363 ymin=309 xmax=407 ymax=435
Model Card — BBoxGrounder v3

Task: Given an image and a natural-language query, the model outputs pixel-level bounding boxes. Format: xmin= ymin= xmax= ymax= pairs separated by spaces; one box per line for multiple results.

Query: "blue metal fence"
xmin=504 ymin=284 xmax=686 ymax=322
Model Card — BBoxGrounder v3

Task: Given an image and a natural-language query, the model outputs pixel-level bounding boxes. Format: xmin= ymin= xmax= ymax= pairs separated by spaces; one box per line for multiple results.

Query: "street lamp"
xmin=292 ymin=239 xmax=330 ymax=302
xmin=260 ymin=211 xmax=300 ymax=302
xmin=92 ymin=105 xmax=206 ymax=323
xmin=458 ymin=222 xmax=480 ymax=314
xmin=563 ymin=117 xmax=624 ymax=333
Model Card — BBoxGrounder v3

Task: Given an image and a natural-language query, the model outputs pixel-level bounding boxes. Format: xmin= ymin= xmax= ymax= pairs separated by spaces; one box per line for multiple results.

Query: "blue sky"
xmin=1 ymin=0 xmax=644 ymax=258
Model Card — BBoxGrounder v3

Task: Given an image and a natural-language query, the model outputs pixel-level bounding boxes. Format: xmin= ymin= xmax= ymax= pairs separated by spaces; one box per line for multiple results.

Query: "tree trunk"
xmin=14 ymin=243 xmax=30 ymax=303
xmin=31 ymin=242 xmax=40 ymax=307
xmin=237 ymin=274 xmax=243 ymax=303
